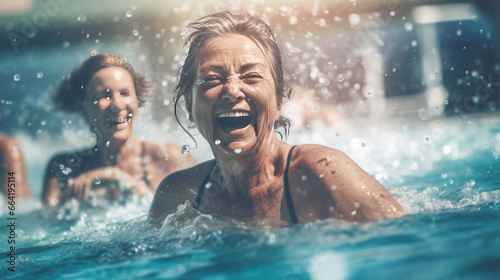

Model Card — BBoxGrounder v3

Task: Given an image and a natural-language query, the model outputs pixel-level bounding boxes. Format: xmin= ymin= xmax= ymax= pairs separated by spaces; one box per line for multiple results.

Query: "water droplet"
xmin=404 ymin=22 xmax=413 ymax=31
xmin=330 ymin=185 xmax=336 ymax=190
xmin=77 ymin=14 xmax=88 ymax=22
xmin=205 ymin=182 xmax=212 ymax=189
xmin=348 ymin=13 xmax=360 ymax=25
xmin=411 ymin=40 xmax=418 ymax=47
xmin=36 ymin=71 xmax=43 ymax=78
xmin=181 ymin=145 xmax=190 ymax=155
xmin=234 ymin=148 xmax=242 ymax=154
xmin=128 ymin=113 xmax=133 ymax=118
xmin=337 ymin=74 xmax=344 ymax=82
xmin=214 ymin=139 xmax=221 ymax=145
xmin=435 ymin=71 xmax=438 ymax=75
xmin=336 ymin=133 xmax=340 ymax=137
xmin=456 ymin=29 xmax=462 ymax=36
xmin=392 ymin=68 xmax=396 ymax=73
xmin=62 ymin=41 xmax=70 ymax=48
xmin=390 ymin=11 xmax=395 ymax=16
xmin=133 ymin=29 xmax=139 ymax=36
xmin=13 ymin=144 xmax=19 ymax=150
xmin=94 ymin=176 xmax=101 ymax=185
xmin=13 ymin=74 xmax=20 ymax=81
xmin=351 ymin=210 xmax=357 ymax=216
xmin=126 ymin=11 xmax=133 ymax=17
xmin=41 ymin=120 xmax=47 ymax=126
xmin=93 ymin=100 xmax=98 ymax=105
xmin=301 ymin=175 xmax=307 ymax=181
xmin=105 ymin=141 xmax=110 ymax=147
xmin=361 ymin=142 xmax=366 ymax=147
xmin=62 ymin=167 xmax=72 ymax=175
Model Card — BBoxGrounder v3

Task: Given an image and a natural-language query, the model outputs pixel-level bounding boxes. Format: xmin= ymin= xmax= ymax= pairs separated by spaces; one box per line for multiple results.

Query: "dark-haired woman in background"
xmin=42 ymin=53 xmax=194 ymax=207
xmin=149 ymin=12 xmax=406 ymax=226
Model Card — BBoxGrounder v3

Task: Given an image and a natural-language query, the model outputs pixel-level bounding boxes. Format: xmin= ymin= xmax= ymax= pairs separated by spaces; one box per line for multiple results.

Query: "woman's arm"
xmin=64 ymin=166 xmax=152 ymax=203
xmin=42 ymin=156 xmax=153 ymax=206
xmin=1 ymin=136 xmax=31 ymax=199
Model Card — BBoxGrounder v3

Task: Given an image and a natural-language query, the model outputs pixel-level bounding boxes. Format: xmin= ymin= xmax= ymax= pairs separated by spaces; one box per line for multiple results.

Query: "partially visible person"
xmin=1 ymin=105 xmax=31 ymax=199
xmin=149 ymin=12 xmax=406 ymax=226
xmin=42 ymin=53 xmax=194 ymax=207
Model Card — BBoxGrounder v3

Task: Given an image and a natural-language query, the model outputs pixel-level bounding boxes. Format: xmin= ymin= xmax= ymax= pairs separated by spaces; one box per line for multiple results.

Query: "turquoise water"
xmin=2 ymin=114 xmax=499 ymax=280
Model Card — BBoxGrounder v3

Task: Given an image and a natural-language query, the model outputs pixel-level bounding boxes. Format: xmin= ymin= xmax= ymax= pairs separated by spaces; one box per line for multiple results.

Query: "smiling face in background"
xmin=190 ymin=34 xmax=280 ymax=155
xmin=84 ymin=66 xmax=138 ymax=143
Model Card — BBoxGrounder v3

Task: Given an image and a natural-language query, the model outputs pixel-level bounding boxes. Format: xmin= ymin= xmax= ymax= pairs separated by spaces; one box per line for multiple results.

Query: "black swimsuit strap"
xmin=194 ymin=160 xmax=217 ymax=210
xmin=284 ymin=145 xmax=299 ymax=224
xmin=141 ymin=141 xmax=151 ymax=187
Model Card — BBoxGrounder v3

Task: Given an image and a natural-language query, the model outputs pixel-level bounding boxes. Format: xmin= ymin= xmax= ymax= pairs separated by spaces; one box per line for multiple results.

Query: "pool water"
xmin=2 ymin=113 xmax=500 ymax=280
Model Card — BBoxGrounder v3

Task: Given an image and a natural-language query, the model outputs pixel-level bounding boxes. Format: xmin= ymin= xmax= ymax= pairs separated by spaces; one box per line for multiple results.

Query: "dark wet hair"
xmin=53 ymin=53 xmax=151 ymax=112
xmin=174 ymin=11 xmax=292 ymax=139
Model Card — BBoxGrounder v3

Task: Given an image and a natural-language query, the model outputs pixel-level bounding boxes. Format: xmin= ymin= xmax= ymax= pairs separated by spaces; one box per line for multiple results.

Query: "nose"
xmin=109 ymin=91 xmax=126 ymax=111
xmin=222 ymin=76 xmax=244 ymax=102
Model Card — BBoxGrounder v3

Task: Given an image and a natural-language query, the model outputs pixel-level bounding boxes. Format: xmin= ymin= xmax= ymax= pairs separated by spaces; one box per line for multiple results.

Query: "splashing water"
xmin=181 ymin=144 xmax=190 ymax=155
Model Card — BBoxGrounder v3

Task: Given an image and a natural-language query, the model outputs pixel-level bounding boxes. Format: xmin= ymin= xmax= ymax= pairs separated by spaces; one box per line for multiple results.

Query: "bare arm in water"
xmin=0 ymin=135 xmax=30 ymax=199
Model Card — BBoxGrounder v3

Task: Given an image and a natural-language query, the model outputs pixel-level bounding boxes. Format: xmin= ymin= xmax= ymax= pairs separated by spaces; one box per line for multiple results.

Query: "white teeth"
xmin=217 ymin=111 xmax=251 ymax=118
xmin=106 ymin=116 xmax=131 ymax=124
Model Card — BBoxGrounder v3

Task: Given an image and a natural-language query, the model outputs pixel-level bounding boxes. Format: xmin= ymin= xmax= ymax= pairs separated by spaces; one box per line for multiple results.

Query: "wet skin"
xmin=149 ymin=34 xmax=406 ymax=225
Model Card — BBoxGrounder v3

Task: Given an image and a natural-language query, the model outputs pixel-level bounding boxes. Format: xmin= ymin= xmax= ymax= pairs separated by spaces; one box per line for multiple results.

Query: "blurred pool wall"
xmin=1 ymin=0 xmax=499 ymax=199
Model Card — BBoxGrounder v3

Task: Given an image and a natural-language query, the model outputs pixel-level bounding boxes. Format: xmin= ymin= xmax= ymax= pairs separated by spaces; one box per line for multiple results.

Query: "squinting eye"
xmin=197 ymin=75 xmax=223 ymax=85
xmin=242 ymin=73 xmax=262 ymax=83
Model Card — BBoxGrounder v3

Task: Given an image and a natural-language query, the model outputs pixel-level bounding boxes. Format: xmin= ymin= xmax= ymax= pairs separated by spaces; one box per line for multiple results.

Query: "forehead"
xmin=198 ymin=34 xmax=271 ymax=70
xmin=89 ymin=66 xmax=133 ymax=86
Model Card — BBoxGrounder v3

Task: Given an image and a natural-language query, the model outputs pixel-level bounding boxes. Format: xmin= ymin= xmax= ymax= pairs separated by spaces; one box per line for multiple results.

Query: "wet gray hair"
xmin=174 ymin=11 xmax=291 ymax=139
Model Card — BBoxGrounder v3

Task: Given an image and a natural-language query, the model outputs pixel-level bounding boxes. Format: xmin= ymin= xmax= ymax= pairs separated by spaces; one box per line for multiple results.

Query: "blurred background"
xmin=1 ymin=0 xmax=499 ymax=198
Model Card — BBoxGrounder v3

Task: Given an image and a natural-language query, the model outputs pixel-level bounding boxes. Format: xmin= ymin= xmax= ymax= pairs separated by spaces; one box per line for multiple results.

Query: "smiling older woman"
xmin=149 ymin=12 xmax=406 ymax=226
xmin=42 ymin=53 xmax=194 ymax=207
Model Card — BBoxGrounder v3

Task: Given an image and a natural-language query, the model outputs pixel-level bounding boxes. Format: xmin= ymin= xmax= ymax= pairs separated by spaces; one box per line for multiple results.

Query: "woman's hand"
xmin=64 ymin=166 xmax=152 ymax=203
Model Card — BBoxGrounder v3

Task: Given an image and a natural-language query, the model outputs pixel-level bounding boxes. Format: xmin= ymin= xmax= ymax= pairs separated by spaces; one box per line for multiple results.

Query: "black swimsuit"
xmin=193 ymin=145 xmax=299 ymax=224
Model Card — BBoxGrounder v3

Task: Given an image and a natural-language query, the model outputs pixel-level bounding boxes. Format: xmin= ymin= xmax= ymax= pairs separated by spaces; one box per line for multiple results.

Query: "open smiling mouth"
xmin=105 ymin=114 xmax=133 ymax=126
xmin=215 ymin=111 xmax=253 ymax=131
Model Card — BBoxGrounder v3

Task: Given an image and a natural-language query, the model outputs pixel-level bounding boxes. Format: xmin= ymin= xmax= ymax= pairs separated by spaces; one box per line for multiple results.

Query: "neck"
xmin=214 ymin=137 xmax=289 ymax=195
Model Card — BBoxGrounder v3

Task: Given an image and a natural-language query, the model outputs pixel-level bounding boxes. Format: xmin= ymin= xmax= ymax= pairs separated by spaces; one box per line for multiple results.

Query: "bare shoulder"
xmin=289 ymin=144 xmax=406 ymax=221
xmin=148 ymin=159 xmax=215 ymax=225
xmin=292 ymin=144 xmax=356 ymax=173
xmin=144 ymin=141 xmax=196 ymax=171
